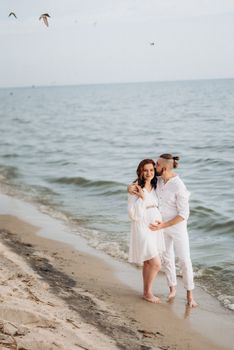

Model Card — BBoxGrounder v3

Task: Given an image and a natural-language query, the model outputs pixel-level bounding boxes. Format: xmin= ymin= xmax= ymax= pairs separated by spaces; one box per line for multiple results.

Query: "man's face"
xmin=155 ymin=158 xmax=164 ymax=176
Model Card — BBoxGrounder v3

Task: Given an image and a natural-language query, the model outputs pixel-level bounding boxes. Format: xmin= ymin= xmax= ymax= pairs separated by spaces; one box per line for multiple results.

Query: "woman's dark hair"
xmin=135 ymin=159 xmax=157 ymax=189
xmin=160 ymin=153 xmax=180 ymax=168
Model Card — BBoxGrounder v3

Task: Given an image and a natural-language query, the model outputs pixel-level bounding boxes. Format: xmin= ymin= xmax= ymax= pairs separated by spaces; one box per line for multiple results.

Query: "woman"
xmin=128 ymin=159 xmax=165 ymax=303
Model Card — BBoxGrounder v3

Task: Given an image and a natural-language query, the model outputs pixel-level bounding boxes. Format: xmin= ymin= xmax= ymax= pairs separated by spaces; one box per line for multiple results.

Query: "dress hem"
xmin=129 ymin=251 xmax=164 ymax=266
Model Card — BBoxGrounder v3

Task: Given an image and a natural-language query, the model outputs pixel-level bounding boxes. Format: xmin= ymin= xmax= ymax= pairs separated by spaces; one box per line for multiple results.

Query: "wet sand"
xmin=0 ymin=193 xmax=233 ymax=350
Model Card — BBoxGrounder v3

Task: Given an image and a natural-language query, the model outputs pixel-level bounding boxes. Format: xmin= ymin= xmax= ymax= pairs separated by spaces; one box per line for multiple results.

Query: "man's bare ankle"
xmin=168 ymin=287 xmax=176 ymax=300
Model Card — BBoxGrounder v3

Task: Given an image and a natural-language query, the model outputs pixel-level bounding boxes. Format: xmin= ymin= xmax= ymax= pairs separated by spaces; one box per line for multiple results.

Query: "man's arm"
xmin=149 ymin=215 xmax=184 ymax=231
xmin=150 ymin=184 xmax=190 ymax=231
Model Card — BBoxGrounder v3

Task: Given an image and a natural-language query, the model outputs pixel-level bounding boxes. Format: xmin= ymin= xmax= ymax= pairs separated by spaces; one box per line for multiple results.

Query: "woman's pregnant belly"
xmin=145 ymin=207 xmax=162 ymax=225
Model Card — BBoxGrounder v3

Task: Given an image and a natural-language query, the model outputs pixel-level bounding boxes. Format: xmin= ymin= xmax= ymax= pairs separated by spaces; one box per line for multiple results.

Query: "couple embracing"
xmin=128 ymin=154 xmax=197 ymax=307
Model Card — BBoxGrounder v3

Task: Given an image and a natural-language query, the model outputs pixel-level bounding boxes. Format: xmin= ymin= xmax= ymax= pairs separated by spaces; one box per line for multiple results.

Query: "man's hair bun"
xmin=172 ymin=156 xmax=179 ymax=168
xmin=160 ymin=154 xmax=180 ymax=168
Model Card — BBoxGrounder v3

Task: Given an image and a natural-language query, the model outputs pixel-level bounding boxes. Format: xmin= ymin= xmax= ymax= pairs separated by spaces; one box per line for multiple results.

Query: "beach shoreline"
xmin=0 ymin=192 xmax=233 ymax=350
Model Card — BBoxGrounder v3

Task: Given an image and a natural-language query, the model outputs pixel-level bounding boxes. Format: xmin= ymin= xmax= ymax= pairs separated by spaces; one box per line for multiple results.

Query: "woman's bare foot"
xmin=143 ymin=294 xmax=161 ymax=304
xmin=167 ymin=286 xmax=176 ymax=301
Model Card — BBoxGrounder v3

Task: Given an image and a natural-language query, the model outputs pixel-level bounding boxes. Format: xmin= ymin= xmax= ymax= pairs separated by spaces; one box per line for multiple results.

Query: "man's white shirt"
xmin=156 ymin=175 xmax=190 ymax=234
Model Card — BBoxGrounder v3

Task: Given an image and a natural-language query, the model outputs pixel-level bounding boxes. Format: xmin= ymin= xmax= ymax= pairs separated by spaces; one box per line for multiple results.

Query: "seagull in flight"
xmin=8 ymin=12 xmax=17 ymax=19
xmin=39 ymin=13 xmax=50 ymax=27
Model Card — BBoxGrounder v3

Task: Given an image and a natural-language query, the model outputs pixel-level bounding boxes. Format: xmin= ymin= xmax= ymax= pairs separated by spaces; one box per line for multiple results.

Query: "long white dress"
xmin=128 ymin=188 xmax=165 ymax=266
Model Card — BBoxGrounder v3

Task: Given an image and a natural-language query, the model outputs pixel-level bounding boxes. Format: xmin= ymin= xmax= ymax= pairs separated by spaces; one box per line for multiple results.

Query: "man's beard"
xmin=155 ymin=169 xmax=163 ymax=176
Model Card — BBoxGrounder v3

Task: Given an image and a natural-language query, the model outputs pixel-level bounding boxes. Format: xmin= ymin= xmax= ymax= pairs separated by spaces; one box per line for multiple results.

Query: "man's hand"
xmin=149 ymin=215 xmax=185 ymax=231
xmin=128 ymin=183 xmax=144 ymax=200
xmin=134 ymin=184 xmax=144 ymax=199
xmin=128 ymin=183 xmax=137 ymax=195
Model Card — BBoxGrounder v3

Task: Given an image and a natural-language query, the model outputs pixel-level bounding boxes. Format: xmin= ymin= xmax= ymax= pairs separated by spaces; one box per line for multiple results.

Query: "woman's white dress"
xmin=128 ymin=188 xmax=165 ymax=266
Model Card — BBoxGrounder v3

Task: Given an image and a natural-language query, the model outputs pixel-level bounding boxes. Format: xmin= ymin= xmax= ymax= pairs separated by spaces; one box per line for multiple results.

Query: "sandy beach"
xmin=0 ymin=192 xmax=233 ymax=350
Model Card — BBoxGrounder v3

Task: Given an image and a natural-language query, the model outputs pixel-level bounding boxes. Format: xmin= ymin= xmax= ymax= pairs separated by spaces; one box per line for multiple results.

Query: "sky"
xmin=0 ymin=0 xmax=234 ymax=87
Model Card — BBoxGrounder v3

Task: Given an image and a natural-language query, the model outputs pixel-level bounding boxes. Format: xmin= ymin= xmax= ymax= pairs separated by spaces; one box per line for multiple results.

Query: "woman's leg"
xmin=142 ymin=256 xmax=161 ymax=303
xmin=142 ymin=261 xmax=148 ymax=291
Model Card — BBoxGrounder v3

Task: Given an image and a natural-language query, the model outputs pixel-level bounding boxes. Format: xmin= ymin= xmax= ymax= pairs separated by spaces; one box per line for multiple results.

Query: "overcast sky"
xmin=0 ymin=0 xmax=234 ymax=87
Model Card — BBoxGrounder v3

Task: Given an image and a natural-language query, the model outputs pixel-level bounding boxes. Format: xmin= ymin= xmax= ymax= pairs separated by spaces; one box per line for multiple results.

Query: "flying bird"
xmin=150 ymin=42 xmax=155 ymax=46
xmin=8 ymin=12 xmax=17 ymax=19
xmin=39 ymin=13 xmax=50 ymax=27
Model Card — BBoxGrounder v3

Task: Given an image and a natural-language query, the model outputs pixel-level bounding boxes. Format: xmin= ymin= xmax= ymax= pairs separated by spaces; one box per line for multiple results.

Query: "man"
xmin=129 ymin=154 xmax=197 ymax=307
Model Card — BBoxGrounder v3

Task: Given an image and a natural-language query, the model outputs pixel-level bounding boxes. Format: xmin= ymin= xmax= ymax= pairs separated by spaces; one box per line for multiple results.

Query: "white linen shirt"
xmin=156 ymin=176 xmax=190 ymax=234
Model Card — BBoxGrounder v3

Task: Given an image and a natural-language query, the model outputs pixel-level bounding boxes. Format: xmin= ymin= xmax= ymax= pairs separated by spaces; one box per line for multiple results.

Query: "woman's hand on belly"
xmin=149 ymin=220 xmax=163 ymax=231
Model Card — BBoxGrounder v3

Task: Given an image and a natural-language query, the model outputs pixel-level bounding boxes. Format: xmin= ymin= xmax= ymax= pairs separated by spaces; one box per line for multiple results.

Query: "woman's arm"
xmin=128 ymin=192 xmax=146 ymax=222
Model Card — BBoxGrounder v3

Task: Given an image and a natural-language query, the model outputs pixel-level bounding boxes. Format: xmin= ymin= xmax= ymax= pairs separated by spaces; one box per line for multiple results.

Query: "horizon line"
xmin=0 ymin=76 xmax=234 ymax=90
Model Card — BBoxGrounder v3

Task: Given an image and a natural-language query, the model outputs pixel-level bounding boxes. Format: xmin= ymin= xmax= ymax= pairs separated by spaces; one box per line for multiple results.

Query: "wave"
xmin=12 ymin=117 xmax=30 ymax=125
xmin=191 ymin=158 xmax=233 ymax=166
xmin=205 ymin=221 xmax=234 ymax=235
xmin=2 ymin=153 xmax=19 ymax=159
xmin=190 ymin=205 xmax=234 ymax=235
xmin=0 ymin=164 xmax=19 ymax=181
xmin=194 ymin=263 xmax=234 ymax=311
xmin=49 ymin=176 xmax=126 ymax=189
xmin=190 ymin=205 xmax=219 ymax=216
xmin=192 ymin=145 xmax=234 ymax=151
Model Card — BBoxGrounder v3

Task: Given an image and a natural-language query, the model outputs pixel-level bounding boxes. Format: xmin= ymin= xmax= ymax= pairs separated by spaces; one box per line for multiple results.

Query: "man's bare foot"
xmin=187 ymin=298 xmax=198 ymax=308
xmin=186 ymin=290 xmax=198 ymax=307
xmin=143 ymin=294 xmax=161 ymax=304
xmin=167 ymin=286 xmax=176 ymax=301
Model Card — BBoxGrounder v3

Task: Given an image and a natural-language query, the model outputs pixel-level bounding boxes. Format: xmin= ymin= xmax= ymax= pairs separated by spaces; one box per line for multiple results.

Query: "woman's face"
xmin=142 ymin=163 xmax=155 ymax=181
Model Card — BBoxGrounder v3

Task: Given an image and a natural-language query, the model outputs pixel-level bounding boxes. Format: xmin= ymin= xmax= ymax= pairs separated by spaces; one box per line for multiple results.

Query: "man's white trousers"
xmin=162 ymin=229 xmax=195 ymax=291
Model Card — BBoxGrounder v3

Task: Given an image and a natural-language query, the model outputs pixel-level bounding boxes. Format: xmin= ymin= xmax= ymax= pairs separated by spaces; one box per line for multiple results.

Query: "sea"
xmin=0 ymin=79 xmax=233 ymax=310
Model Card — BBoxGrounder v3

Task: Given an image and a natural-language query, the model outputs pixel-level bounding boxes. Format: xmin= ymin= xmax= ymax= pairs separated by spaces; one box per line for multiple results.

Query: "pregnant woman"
xmin=128 ymin=159 xmax=165 ymax=303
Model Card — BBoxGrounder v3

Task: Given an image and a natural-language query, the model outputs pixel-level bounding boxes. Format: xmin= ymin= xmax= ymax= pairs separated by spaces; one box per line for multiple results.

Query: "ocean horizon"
xmin=1 ymin=76 xmax=234 ymax=90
